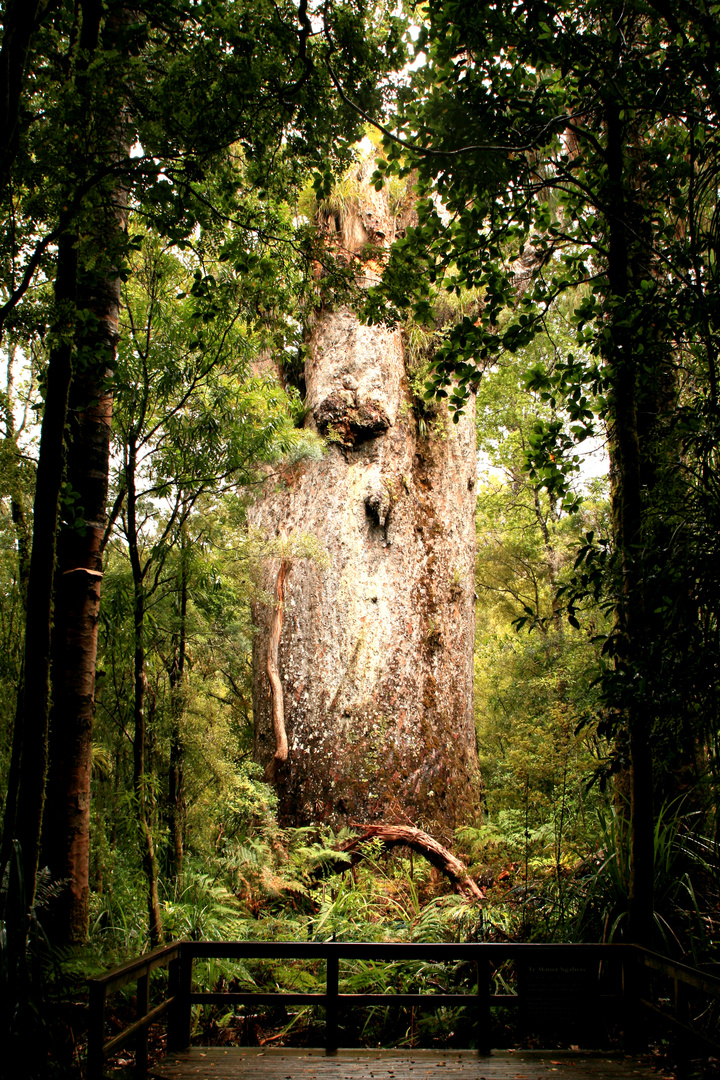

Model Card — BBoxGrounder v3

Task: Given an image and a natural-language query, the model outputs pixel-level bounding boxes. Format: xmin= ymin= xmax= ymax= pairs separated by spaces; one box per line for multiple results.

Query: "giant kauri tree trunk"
xmin=250 ymin=177 xmax=482 ymax=837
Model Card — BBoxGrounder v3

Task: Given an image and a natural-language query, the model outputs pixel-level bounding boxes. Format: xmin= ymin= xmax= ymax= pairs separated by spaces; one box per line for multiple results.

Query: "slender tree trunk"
xmin=40 ymin=153 xmax=128 ymax=939
xmin=0 ymin=351 xmax=31 ymax=876
xmin=0 ymin=678 xmax=24 ymax=881
xmin=36 ymin=0 xmax=132 ymax=942
xmin=1 ymin=0 xmax=110 ymax=953
xmin=605 ymin=98 xmax=654 ymax=946
xmin=41 ymin=256 xmax=125 ymax=942
xmin=126 ymin=442 xmax=164 ymax=945
xmin=167 ymin=535 xmax=188 ymax=882
xmin=265 ymin=559 xmax=290 ymax=775
xmin=9 ymin=494 xmax=30 ymax=604
xmin=1 ymin=345 xmax=32 ymax=604
xmin=6 ymin=233 xmax=78 ymax=940
xmin=0 ymin=0 xmax=43 ymax=195
xmin=168 ymin=727 xmax=185 ymax=883
xmin=532 ymin=486 xmax=561 ymax=633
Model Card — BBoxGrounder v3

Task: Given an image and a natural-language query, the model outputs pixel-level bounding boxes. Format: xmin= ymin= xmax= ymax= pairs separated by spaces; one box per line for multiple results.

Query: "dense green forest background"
xmin=1 ymin=0 xmax=719 ymax=1073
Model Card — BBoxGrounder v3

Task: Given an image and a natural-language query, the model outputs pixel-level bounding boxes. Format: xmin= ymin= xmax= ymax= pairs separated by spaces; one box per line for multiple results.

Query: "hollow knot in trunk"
xmin=314 ymin=391 xmax=391 ymax=447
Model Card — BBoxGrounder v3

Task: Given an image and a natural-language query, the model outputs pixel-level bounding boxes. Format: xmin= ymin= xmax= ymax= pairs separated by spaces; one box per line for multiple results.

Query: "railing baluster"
xmin=326 ymin=951 xmax=339 ymax=1054
xmin=88 ymin=980 xmax=106 ymax=1080
xmin=476 ymin=957 xmax=491 ymax=1056
xmin=168 ymin=945 xmax=193 ymax=1051
xmin=136 ymin=972 xmax=150 ymax=1076
xmin=623 ymin=947 xmax=647 ymax=1053
xmin=87 ymin=941 xmax=183 ymax=1076
xmin=167 ymin=956 xmax=181 ymax=1051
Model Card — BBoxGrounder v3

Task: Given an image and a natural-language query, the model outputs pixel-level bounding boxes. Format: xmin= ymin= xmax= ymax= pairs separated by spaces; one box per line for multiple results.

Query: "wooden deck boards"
xmin=150 ymin=1048 xmax=659 ymax=1080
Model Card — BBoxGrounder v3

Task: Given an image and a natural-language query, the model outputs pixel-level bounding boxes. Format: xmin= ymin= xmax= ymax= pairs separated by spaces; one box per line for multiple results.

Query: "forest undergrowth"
xmin=4 ymin=311 xmax=720 ymax=1076
xmin=11 ymin=798 xmax=719 ymax=1078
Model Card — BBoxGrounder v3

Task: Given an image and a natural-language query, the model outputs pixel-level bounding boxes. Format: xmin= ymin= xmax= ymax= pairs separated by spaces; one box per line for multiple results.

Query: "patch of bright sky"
xmin=407 ymin=22 xmax=426 ymax=71
xmin=477 ymin=431 xmax=609 ymax=493
xmin=126 ymin=7 xmax=607 ymax=500
xmin=0 ymin=347 xmax=40 ymax=458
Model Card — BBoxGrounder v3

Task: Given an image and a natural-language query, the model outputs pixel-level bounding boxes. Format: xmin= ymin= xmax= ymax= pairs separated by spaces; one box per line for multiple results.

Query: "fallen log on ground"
xmin=324 ymin=822 xmax=484 ymax=902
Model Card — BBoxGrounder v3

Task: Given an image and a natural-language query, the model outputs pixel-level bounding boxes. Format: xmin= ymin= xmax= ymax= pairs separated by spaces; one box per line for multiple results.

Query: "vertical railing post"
xmin=168 ymin=943 xmax=193 ymax=1051
xmin=326 ymin=950 xmax=339 ymax=1054
xmin=673 ymin=973 xmax=692 ymax=1064
xmin=674 ymin=974 xmax=691 ymax=1027
xmin=136 ymin=972 xmax=149 ymax=1076
xmin=622 ymin=945 xmax=647 ymax=1052
xmin=88 ymin=980 xmax=106 ymax=1080
xmin=476 ymin=954 xmax=491 ymax=1056
xmin=168 ymin=955 xmax=182 ymax=1051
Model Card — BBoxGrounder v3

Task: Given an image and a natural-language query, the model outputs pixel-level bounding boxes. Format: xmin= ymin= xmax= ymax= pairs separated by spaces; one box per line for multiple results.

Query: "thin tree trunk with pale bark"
xmin=168 ymin=535 xmax=188 ymax=882
xmin=126 ymin=440 xmax=164 ymax=946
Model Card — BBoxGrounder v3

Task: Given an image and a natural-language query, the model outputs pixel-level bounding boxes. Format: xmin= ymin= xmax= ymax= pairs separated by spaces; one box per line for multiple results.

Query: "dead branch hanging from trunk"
xmin=326 ymin=822 xmax=484 ymax=902
xmin=267 ymin=559 xmax=290 ymax=763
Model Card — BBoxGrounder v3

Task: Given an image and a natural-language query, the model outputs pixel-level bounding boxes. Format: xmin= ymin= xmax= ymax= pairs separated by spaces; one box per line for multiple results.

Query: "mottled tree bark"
xmin=251 ymin=180 xmax=482 ymax=839
xmin=41 ymin=235 xmax=125 ymax=944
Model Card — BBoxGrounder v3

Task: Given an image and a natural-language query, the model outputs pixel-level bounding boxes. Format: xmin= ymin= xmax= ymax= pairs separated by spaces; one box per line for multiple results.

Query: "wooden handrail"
xmin=91 ymin=941 xmax=183 ymax=991
xmin=184 ymin=940 xmax=618 ymax=959
xmin=633 ymin=945 xmax=720 ymax=996
xmin=632 ymin=944 xmax=720 ymax=1053
xmin=86 ymin=940 xmax=720 ymax=1078
xmin=86 ymin=940 xmax=624 ymax=1077
xmin=87 ymin=940 xmax=188 ymax=1080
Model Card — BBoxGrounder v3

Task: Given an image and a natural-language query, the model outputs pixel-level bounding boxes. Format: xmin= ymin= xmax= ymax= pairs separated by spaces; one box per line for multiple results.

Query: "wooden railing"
xmin=634 ymin=947 xmax=720 ymax=1054
xmin=87 ymin=941 xmax=186 ymax=1080
xmin=86 ymin=940 xmax=720 ymax=1079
